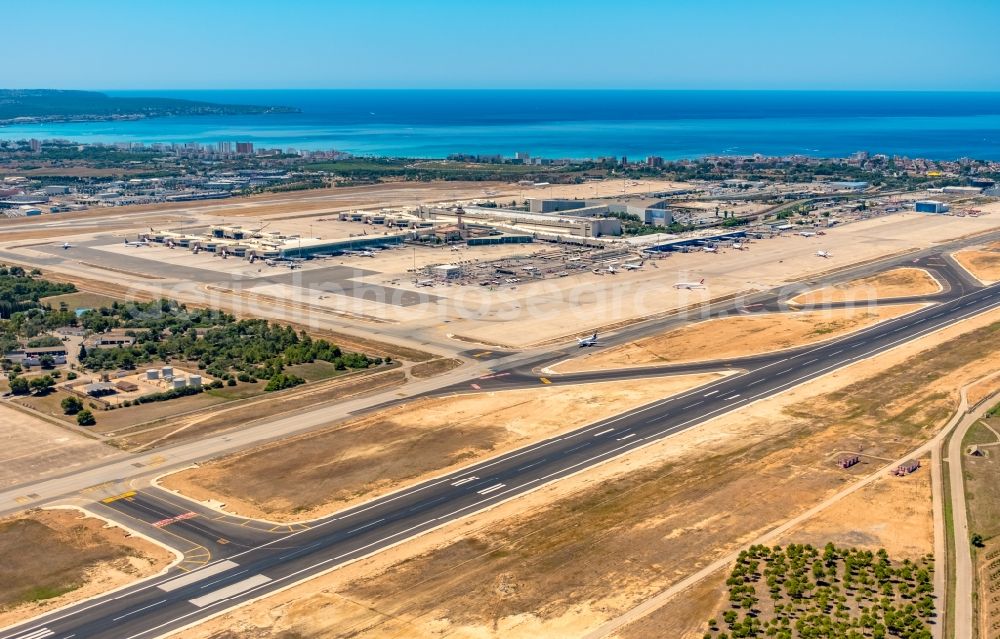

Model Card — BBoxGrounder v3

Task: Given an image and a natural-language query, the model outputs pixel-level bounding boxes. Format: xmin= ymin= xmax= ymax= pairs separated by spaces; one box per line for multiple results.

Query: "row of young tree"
xmin=705 ymin=544 xmax=934 ymax=639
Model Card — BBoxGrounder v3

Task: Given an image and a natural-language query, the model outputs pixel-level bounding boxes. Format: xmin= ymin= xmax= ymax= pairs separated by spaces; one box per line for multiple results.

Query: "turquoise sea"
xmin=3 ymin=90 xmax=1000 ymax=160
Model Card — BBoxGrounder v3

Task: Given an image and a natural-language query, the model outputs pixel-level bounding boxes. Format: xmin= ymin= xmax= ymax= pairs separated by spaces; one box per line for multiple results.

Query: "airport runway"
xmin=3 ymin=262 xmax=999 ymax=638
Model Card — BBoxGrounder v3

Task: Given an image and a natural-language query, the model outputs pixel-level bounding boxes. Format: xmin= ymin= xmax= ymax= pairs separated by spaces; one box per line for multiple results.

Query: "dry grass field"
xmin=161 ymin=373 xmax=724 ymax=521
xmin=553 ymin=303 xmax=921 ymax=373
xmin=791 ymin=267 xmax=941 ymax=305
xmin=955 ymin=247 xmax=1000 ymax=283
xmin=185 ymin=310 xmax=1000 ymax=639
xmin=0 ymin=509 xmax=173 ymax=626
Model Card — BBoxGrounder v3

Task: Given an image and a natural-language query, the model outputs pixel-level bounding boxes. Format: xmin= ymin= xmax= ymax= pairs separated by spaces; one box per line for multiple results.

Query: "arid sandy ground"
xmin=161 ymin=373 xmax=725 ymax=522
xmin=954 ymin=247 xmax=1000 ymax=284
xmin=0 ymin=508 xmax=173 ymax=627
xmin=0 ymin=404 xmax=123 ymax=490
xmin=552 ymin=303 xmax=922 ymax=373
xmin=184 ymin=307 xmax=1000 ymax=639
xmin=616 ymin=468 xmax=934 ymax=639
xmin=967 ymin=374 xmax=1000 ymax=409
xmin=779 ymin=465 xmax=933 ymax=559
xmin=790 ymin=266 xmax=941 ymax=305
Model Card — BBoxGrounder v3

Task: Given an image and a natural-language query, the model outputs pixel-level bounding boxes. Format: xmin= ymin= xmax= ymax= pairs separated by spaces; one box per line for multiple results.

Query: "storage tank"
xmin=187 ymin=375 xmax=202 ymax=388
xmin=146 ymin=369 xmax=159 ymax=381
xmin=170 ymin=377 xmax=187 ymax=389
xmin=161 ymin=366 xmax=174 ymax=379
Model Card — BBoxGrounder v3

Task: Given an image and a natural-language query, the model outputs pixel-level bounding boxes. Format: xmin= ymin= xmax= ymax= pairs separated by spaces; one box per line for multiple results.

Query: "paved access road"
xmin=3 ymin=258 xmax=999 ymax=639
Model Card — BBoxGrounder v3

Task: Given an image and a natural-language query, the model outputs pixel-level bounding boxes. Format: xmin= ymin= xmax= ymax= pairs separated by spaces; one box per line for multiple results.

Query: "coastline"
xmin=2 ymin=89 xmax=1000 ymax=160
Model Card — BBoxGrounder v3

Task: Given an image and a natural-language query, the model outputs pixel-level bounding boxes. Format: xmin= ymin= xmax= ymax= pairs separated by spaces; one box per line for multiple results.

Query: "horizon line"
xmin=12 ymin=87 xmax=1000 ymax=94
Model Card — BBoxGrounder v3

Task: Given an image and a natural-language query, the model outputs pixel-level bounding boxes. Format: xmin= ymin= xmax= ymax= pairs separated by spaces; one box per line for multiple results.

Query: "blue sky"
xmin=10 ymin=0 xmax=1000 ymax=90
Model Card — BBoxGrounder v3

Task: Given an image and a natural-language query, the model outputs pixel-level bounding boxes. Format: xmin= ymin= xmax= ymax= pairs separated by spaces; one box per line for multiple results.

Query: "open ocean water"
xmin=3 ymin=90 xmax=1000 ymax=160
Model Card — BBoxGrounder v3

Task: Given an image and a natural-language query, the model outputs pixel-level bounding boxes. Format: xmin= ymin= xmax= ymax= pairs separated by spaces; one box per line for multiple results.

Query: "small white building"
xmin=433 ymin=264 xmax=462 ymax=280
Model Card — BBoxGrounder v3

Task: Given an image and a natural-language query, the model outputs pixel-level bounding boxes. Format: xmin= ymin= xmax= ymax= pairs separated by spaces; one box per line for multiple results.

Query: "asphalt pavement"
xmin=3 ymin=254 xmax=999 ymax=639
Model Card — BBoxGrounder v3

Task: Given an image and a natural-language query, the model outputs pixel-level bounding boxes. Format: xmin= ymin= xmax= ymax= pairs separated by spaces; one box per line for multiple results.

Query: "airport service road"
xmin=3 ymin=278 xmax=1000 ymax=639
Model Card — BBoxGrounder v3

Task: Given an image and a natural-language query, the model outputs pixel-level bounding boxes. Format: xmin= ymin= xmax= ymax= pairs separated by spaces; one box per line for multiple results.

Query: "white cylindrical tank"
xmin=161 ymin=366 xmax=174 ymax=379
xmin=146 ymin=369 xmax=159 ymax=380
xmin=170 ymin=377 xmax=186 ymax=389
xmin=187 ymin=375 xmax=202 ymax=388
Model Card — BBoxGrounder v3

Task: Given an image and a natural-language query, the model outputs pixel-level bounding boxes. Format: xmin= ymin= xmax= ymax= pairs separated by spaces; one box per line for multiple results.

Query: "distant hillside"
xmin=0 ymin=89 xmax=299 ymax=124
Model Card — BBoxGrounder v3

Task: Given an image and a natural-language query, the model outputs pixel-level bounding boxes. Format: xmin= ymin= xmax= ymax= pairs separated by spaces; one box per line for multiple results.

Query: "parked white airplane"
xmin=673 ymin=278 xmax=706 ymax=290
xmin=702 ymin=246 xmax=718 ymax=253
xmin=800 ymin=231 xmax=817 ymax=237
xmin=416 ymin=279 xmax=435 ymax=287
xmin=577 ymin=333 xmax=599 ymax=347
xmin=60 ymin=242 xmax=74 ymax=250
xmin=606 ymin=265 xmax=618 ymax=274
xmin=124 ymin=238 xmax=150 ymax=247
xmin=816 ymin=250 xmax=832 ymax=259
xmin=344 ymin=249 xmax=375 ymax=257
xmin=622 ymin=262 xmax=643 ymax=270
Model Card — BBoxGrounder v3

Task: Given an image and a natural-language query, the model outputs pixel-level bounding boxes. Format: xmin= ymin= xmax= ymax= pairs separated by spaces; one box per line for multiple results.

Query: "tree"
xmin=39 ymin=354 xmax=55 ymax=369
xmin=29 ymin=375 xmax=55 ymax=395
xmin=971 ymin=533 xmax=985 ymax=548
xmin=78 ymin=343 xmax=87 ymax=361
xmin=8 ymin=376 xmax=29 ymax=395
xmin=76 ymin=409 xmax=96 ymax=426
xmin=61 ymin=395 xmax=83 ymax=415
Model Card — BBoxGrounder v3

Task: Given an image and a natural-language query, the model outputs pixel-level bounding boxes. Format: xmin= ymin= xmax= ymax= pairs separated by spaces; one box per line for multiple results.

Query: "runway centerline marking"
xmin=112 ymin=600 xmax=167 ymax=622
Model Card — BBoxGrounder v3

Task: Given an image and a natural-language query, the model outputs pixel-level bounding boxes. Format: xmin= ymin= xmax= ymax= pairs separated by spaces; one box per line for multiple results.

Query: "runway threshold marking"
xmin=451 ymin=476 xmax=478 ymax=486
xmin=539 ymin=377 xmax=551 ymax=384
xmin=593 ymin=428 xmax=615 ymax=437
xmin=9 ymin=627 xmax=54 ymax=639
